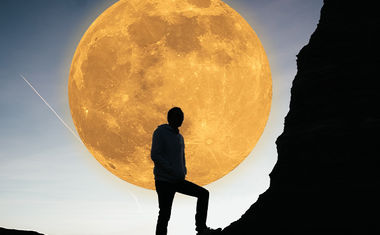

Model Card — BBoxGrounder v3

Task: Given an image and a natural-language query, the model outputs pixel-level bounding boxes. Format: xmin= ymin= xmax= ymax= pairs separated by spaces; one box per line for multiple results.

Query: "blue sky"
xmin=0 ymin=0 xmax=323 ymax=234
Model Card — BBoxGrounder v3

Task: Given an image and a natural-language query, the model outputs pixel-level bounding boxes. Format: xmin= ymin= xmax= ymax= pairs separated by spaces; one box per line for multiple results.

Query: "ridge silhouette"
xmin=0 ymin=227 xmax=44 ymax=235
xmin=220 ymin=0 xmax=380 ymax=234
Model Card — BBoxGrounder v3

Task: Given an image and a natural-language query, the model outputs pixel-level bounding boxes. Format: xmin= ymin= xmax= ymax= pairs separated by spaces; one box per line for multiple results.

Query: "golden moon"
xmin=68 ymin=0 xmax=272 ymax=190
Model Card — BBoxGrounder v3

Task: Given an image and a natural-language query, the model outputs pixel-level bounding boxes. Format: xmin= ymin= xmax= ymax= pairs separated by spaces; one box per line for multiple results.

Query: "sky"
xmin=0 ymin=0 xmax=323 ymax=234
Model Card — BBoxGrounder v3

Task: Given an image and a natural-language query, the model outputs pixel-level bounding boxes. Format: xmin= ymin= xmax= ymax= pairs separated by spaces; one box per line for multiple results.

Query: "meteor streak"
xmin=19 ymin=73 xmax=143 ymax=213
xmin=19 ymin=73 xmax=81 ymax=142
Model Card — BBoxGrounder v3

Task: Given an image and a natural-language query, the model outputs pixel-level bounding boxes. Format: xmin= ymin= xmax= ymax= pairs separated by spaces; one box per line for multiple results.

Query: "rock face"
xmin=0 ymin=227 xmax=44 ymax=235
xmin=221 ymin=0 xmax=380 ymax=234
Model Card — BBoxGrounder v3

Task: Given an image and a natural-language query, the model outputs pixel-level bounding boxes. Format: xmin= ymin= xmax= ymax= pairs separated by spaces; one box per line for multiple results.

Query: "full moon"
xmin=68 ymin=0 xmax=272 ymax=190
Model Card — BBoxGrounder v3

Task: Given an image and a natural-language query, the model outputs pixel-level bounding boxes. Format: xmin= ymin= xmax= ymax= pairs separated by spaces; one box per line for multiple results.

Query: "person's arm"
xmin=184 ymin=154 xmax=187 ymax=175
xmin=151 ymin=130 xmax=175 ymax=174
xmin=183 ymin=139 xmax=187 ymax=175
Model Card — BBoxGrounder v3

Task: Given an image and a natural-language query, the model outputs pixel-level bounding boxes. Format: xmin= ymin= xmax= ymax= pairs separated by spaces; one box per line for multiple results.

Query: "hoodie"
xmin=151 ymin=124 xmax=187 ymax=182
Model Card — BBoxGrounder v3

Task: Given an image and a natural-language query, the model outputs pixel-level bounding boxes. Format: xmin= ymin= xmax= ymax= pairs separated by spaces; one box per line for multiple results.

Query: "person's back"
xmin=151 ymin=123 xmax=187 ymax=183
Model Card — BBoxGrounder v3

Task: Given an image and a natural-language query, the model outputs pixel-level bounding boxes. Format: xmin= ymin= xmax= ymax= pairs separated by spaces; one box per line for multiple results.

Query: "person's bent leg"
xmin=155 ymin=180 xmax=176 ymax=235
xmin=175 ymin=180 xmax=209 ymax=231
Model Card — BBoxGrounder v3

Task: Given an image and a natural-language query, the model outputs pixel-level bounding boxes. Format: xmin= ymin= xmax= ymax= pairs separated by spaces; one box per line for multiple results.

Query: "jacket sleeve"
xmin=183 ymin=139 xmax=187 ymax=175
xmin=184 ymin=153 xmax=187 ymax=175
xmin=151 ymin=130 xmax=174 ymax=174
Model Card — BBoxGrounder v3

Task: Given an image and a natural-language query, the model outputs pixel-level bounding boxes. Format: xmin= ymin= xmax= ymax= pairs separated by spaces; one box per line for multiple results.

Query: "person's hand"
xmin=174 ymin=171 xmax=185 ymax=180
xmin=171 ymin=168 xmax=185 ymax=181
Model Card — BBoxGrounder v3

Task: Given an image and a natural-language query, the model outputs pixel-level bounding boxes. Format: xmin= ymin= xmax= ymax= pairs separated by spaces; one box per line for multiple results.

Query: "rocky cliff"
xmin=222 ymin=0 xmax=380 ymax=234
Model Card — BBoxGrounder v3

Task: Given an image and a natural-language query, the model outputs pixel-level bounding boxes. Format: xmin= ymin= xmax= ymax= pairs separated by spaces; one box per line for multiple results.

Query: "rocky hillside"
xmin=221 ymin=0 xmax=380 ymax=233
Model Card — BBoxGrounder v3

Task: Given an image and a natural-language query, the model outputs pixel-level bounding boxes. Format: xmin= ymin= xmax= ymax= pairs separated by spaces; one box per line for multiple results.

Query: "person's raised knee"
xmin=202 ymin=188 xmax=209 ymax=198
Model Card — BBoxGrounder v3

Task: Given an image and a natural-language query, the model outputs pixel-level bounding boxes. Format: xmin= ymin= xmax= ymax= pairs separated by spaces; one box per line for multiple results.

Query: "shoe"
xmin=196 ymin=227 xmax=222 ymax=235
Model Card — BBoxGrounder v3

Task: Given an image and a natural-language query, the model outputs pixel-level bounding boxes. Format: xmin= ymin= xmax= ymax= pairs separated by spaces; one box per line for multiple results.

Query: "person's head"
xmin=167 ymin=107 xmax=184 ymax=128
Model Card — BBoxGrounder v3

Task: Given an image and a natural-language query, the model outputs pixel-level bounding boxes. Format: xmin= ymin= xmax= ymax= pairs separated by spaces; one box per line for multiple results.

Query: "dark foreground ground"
xmin=0 ymin=227 xmax=44 ymax=235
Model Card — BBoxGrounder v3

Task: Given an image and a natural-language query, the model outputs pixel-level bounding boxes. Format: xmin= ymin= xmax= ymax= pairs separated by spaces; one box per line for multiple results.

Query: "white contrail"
xmin=20 ymin=73 xmax=144 ymax=213
xmin=19 ymin=73 xmax=81 ymax=142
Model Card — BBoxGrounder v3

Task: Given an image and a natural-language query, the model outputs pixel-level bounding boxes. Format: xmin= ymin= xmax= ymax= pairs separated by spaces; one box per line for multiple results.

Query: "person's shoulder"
xmin=153 ymin=124 xmax=166 ymax=134
xmin=153 ymin=127 xmax=160 ymax=134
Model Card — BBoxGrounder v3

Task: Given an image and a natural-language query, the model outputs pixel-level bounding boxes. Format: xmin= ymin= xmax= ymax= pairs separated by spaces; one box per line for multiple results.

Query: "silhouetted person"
xmin=151 ymin=107 xmax=221 ymax=235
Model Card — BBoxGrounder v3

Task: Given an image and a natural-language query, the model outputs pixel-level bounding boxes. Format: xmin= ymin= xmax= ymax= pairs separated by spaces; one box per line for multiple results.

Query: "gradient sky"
xmin=0 ymin=0 xmax=323 ymax=234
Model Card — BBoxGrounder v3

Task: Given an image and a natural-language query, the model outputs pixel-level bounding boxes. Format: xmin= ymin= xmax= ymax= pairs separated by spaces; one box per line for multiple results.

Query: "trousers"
xmin=155 ymin=179 xmax=209 ymax=235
